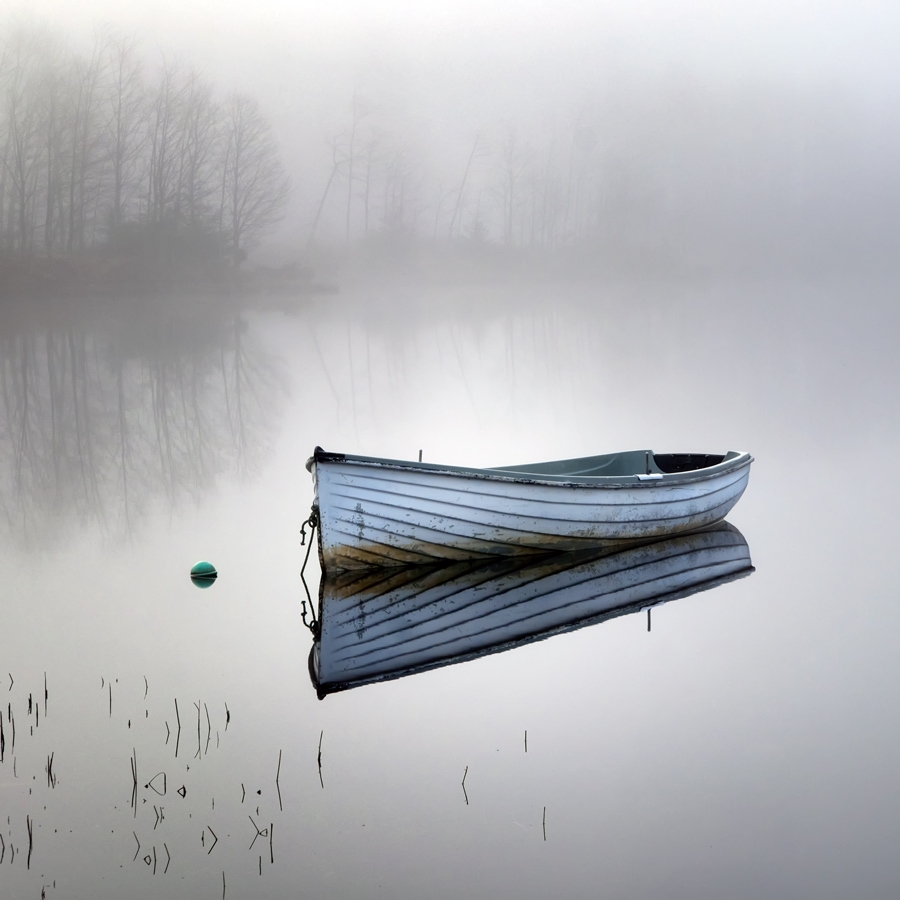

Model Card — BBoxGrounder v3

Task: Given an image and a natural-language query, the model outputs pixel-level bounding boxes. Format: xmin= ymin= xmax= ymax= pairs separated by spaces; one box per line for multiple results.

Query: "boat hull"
xmin=311 ymin=450 xmax=752 ymax=571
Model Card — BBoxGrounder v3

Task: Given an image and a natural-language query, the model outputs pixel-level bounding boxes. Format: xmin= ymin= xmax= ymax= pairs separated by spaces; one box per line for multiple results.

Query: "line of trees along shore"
xmin=0 ymin=23 xmax=289 ymax=272
xmin=307 ymin=79 xmax=894 ymax=278
xmin=5 ymin=18 xmax=890 ymax=291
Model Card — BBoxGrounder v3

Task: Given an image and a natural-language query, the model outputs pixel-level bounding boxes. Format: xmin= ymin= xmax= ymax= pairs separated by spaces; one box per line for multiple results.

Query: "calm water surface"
xmin=1 ymin=277 xmax=899 ymax=898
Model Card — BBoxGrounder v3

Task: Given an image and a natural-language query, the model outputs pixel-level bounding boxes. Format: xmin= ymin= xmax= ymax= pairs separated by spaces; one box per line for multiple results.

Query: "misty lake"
xmin=2 ymin=275 xmax=899 ymax=899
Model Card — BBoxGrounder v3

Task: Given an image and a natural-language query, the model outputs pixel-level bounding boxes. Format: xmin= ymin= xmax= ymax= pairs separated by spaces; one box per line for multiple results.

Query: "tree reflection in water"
xmin=0 ymin=305 xmax=285 ymax=545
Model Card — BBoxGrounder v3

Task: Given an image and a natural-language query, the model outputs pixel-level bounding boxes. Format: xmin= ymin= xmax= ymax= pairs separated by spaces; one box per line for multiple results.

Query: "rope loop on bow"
xmin=300 ymin=505 xmax=320 ymax=637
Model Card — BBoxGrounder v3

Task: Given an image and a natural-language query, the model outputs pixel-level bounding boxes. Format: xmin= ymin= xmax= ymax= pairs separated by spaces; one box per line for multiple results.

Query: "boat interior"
xmin=654 ymin=453 xmax=727 ymax=473
xmin=493 ymin=450 xmax=733 ymax=478
xmin=311 ymin=446 xmax=744 ymax=479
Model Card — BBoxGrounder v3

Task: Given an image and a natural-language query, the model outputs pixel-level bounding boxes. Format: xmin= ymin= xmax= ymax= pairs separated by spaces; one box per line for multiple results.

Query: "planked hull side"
xmin=313 ymin=456 xmax=751 ymax=571
xmin=312 ymin=522 xmax=753 ymax=694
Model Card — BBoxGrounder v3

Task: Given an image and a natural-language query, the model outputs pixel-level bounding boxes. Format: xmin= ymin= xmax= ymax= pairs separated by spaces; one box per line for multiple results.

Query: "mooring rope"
xmin=299 ymin=505 xmax=320 ymax=637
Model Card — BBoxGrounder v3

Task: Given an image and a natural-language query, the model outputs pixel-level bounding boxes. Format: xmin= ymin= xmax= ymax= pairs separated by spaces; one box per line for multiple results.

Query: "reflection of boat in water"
xmin=309 ymin=522 xmax=753 ymax=697
xmin=307 ymin=446 xmax=753 ymax=572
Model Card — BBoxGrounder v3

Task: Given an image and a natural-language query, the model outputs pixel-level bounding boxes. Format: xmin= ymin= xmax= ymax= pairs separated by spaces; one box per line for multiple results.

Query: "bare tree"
xmin=220 ymin=93 xmax=289 ymax=265
xmin=359 ymin=135 xmax=379 ymax=237
xmin=561 ymin=115 xmax=599 ymax=244
xmin=448 ymin=134 xmax=482 ymax=240
xmin=493 ymin=126 xmax=525 ymax=245
xmin=63 ymin=35 xmax=106 ymax=251
xmin=31 ymin=43 xmax=66 ymax=256
xmin=1 ymin=25 xmax=43 ymax=253
xmin=103 ymin=33 xmax=146 ymax=229
xmin=342 ymin=95 xmax=371 ymax=247
xmin=431 ymin=182 xmax=456 ymax=241
xmin=307 ymin=134 xmax=342 ymax=247
xmin=145 ymin=56 xmax=187 ymax=224
xmin=380 ymin=146 xmax=413 ymax=235
xmin=176 ymin=69 xmax=219 ymax=227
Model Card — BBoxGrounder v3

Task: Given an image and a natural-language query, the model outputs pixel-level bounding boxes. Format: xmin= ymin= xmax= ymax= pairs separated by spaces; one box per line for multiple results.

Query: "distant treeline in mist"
xmin=308 ymin=101 xmax=613 ymax=255
xmin=303 ymin=77 xmax=900 ymax=280
xmin=5 ymin=17 xmax=900 ymax=292
xmin=0 ymin=22 xmax=289 ymax=294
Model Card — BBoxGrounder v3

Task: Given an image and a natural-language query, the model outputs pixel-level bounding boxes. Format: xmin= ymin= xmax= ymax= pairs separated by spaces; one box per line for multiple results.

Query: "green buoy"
xmin=190 ymin=560 xmax=217 ymax=586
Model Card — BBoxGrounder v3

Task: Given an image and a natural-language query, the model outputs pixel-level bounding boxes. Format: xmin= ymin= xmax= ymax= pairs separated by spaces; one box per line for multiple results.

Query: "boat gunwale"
xmin=310 ymin=448 xmax=753 ymax=489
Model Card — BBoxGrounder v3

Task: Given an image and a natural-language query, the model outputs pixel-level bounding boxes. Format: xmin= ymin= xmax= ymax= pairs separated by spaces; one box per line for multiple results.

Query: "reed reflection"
xmin=0 ymin=669 xmax=286 ymax=897
xmin=310 ymin=522 xmax=753 ymax=697
xmin=0 ymin=306 xmax=284 ymax=546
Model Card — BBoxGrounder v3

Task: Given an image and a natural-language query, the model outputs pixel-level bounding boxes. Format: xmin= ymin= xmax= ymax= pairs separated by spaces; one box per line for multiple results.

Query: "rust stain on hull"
xmin=318 ymin=508 xmax=737 ymax=572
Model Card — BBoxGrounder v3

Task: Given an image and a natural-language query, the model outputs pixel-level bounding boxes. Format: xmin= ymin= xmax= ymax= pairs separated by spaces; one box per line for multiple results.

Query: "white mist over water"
xmin=1 ymin=0 xmax=899 ymax=895
xmin=2 ymin=277 xmax=899 ymax=897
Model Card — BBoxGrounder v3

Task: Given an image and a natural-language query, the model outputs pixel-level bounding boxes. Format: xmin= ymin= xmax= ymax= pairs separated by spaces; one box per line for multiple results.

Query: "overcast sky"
xmin=15 ymin=0 xmax=900 ymax=91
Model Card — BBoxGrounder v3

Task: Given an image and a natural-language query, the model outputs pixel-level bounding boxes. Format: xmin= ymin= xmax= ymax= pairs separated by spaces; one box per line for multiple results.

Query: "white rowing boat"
xmin=306 ymin=447 xmax=753 ymax=572
xmin=309 ymin=522 xmax=753 ymax=697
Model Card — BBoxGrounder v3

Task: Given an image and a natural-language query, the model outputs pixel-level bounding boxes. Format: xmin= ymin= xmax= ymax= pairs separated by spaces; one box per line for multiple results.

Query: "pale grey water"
xmin=2 ymin=276 xmax=899 ymax=898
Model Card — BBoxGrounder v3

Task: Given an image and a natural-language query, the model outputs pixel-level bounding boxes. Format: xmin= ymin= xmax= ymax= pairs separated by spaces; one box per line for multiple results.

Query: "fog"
xmin=8 ymin=0 xmax=900 ymax=277
xmin=3 ymin=4 xmax=900 ymax=899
